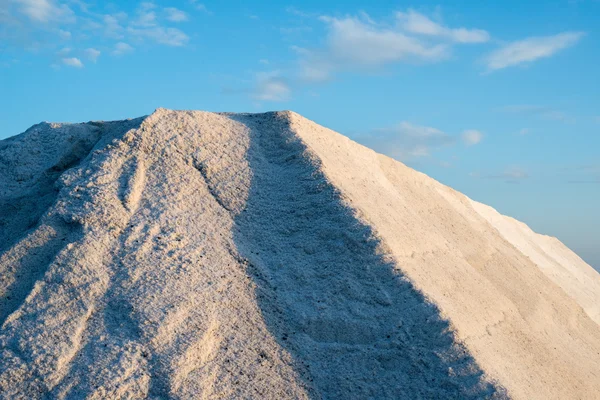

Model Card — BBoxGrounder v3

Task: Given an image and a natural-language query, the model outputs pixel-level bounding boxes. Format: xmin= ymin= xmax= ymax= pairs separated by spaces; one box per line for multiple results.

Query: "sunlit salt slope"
xmin=0 ymin=109 xmax=599 ymax=400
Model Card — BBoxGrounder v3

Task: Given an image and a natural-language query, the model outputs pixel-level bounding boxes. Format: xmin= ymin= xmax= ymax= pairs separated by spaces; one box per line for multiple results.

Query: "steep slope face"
xmin=0 ymin=110 xmax=501 ymax=399
xmin=0 ymin=109 xmax=598 ymax=399
xmin=469 ymin=200 xmax=600 ymax=325
xmin=287 ymin=112 xmax=600 ymax=400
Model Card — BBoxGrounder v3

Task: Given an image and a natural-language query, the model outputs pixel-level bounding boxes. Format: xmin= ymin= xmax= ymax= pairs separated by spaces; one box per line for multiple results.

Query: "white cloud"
xmin=165 ymin=7 xmax=188 ymax=22
xmin=134 ymin=10 xmax=157 ymax=27
xmin=103 ymin=14 xmax=125 ymax=39
xmin=359 ymin=121 xmax=455 ymax=161
xmin=397 ymin=121 xmax=449 ymax=140
xmin=320 ymin=15 xmax=448 ymax=67
xmin=3 ymin=1 xmax=192 ymax=62
xmin=84 ymin=48 xmax=100 ymax=62
xmin=125 ymin=3 xmax=189 ymax=46
xmin=62 ymin=57 xmax=83 ymax=67
xmin=485 ymin=32 xmax=584 ymax=71
xmin=140 ymin=2 xmax=156 ymax=11
xmin=14 ymin=0 xmax=75 ymax=23
xmin=112 ymin=42 xmax=133 ymax=55
xmin=396 ymin=9 xmax=489 ymax=43
xmin=461 ymin=129 xmax=483 ymax=145
xmin=56 ymin=46 xmax=71 ymax=56
xmin=58 ymin=29 xmax=71 ymax=39
xmin=253 ymin=71 xmax=291 ymax=102
xmin=128 ymin=26 xmax=189 ymax=46
xmin=295 ymin=10 xmax=486 ymax=82
xmin=188 ymin=0 xmax=210 ymax=14
xmin=299 ymin=62 xmax=333 ymax=83
xmin=291 ymin=45 xmax=332 ymax=82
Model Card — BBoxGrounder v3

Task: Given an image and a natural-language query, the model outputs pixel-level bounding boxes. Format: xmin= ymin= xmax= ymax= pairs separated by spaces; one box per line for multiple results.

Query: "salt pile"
xmin=0 ymin=109 xmax=599 ymax=399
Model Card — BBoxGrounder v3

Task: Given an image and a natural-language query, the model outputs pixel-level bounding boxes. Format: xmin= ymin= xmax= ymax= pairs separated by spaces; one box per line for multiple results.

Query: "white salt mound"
xmin=0 ymin=109 xmax=599 ymax=399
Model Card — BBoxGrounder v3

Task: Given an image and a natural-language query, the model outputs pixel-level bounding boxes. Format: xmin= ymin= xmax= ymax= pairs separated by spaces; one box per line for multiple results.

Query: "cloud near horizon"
xmin=498 ymin=104 xmax=573 ymax=123
xmin=252 ymin=71 xmax=292 ymax=102
xmin=357 ymin=121 xmax=483 ymax=162
xmin=470 ymin=167 xmax=529 ymax=183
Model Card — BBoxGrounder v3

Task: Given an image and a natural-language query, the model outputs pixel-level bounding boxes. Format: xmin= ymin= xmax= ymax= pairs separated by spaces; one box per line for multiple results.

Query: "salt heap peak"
xmin=0 ymin=109 xmax=599 ymax=399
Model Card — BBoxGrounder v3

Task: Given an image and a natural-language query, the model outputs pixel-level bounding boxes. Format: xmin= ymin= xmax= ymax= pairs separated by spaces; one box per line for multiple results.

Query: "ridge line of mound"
xmin=282 ymin=110 xmax=600 ymax=400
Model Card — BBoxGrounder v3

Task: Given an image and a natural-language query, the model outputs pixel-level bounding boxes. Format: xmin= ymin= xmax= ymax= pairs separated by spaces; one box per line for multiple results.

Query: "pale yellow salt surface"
xmin=0 ymin=109 xmax=598 ymax=399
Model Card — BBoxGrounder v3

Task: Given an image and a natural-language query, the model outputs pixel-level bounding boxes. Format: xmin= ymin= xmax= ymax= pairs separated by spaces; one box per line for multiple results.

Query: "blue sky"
xmin=1 ymin=0 xmax=599 ymax=269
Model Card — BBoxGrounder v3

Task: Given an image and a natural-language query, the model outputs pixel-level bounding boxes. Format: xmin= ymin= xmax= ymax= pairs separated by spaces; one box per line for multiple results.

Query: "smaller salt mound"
xmin=470 ymin=201 xmax=600 ymax=325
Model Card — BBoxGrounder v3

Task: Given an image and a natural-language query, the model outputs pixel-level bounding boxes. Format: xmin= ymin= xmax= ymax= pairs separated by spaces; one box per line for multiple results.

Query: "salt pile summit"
xmin=1 ymin=109 xmax=599 ymax=399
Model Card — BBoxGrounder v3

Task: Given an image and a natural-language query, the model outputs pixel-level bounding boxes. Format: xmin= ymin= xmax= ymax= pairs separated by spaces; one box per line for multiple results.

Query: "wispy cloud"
xmin=320 ymin=15 xmax=448 ymax=66
xmin=358 ymin=120 xmax=485 ymax=162
xmin=293 ymin=10 xmax=488 ymax=82
xmin=3 ymin=1 xmax=192 ymax=66
xmin=484 ymin=32 xmax=585 ymax=71
xmin=285 ymin=6 xmax=314 ymax=18
xmin=112 ymin=42 xmax=134 ymax=55
xmin=498 ymin=104 xmax=573 ymax=122
xmin=84 ymin=48 xmax=100 ymax=62
xmin=396 ymin=9 xmax=490 ymax=43
xmin=358 ymin=121 xmax=455 ymax=161
xmin=102 ymin=13 xmax=126 ymax=39
xmin=470 ymin=167 xmax=529 ymax=183
xmin=56 ymin=46 xmax=71 ymax=56
xmin=295 ymin=15 xmax=447 ymax=82
xmin=188 ymin=0 xmax=211 ymax=14
xmin=125 ymin=3 xmax=188 ymax=46
xmin=165 ymin=7 xmax=188 ymax=22
xmin=562 ymin=164 xmax=600 ymax=184
xmin=62 ymin=56 xmax=83 ymax=67
xmin=14 ymin=0 xmax=75 ymax=23
xmin=58 ymin=29 xmax=71 ymax=39
xmin=253 ymin=71 xmax=291 ymax=102
xmin=134 ymin=9 xmax=157 ymax=27
xmin=461 ymin=129 xmax=484 ymax=145
xmin=128 ymin=26 xmax=189 ymax=46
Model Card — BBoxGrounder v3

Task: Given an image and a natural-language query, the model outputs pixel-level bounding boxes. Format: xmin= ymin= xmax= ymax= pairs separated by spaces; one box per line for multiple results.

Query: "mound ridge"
xmin=0 ymin=109 xmax=598 ymax=399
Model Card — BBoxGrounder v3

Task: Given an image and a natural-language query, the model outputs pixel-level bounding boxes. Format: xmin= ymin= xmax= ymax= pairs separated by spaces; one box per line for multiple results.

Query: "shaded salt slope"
xmin=0 ymin=110 xmax=503 ymax=399
xmin=287 ymin=112 xmax=600 ymax=400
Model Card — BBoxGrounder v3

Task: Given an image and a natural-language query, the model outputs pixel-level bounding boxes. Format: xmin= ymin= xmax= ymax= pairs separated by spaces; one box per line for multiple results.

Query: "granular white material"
xmin=0 ymin=109 xmax=598 ymax=399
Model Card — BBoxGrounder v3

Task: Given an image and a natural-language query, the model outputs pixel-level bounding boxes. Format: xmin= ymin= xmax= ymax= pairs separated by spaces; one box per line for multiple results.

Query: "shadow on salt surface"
xmin=230 ymin=112 xmax=507 ymax=399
